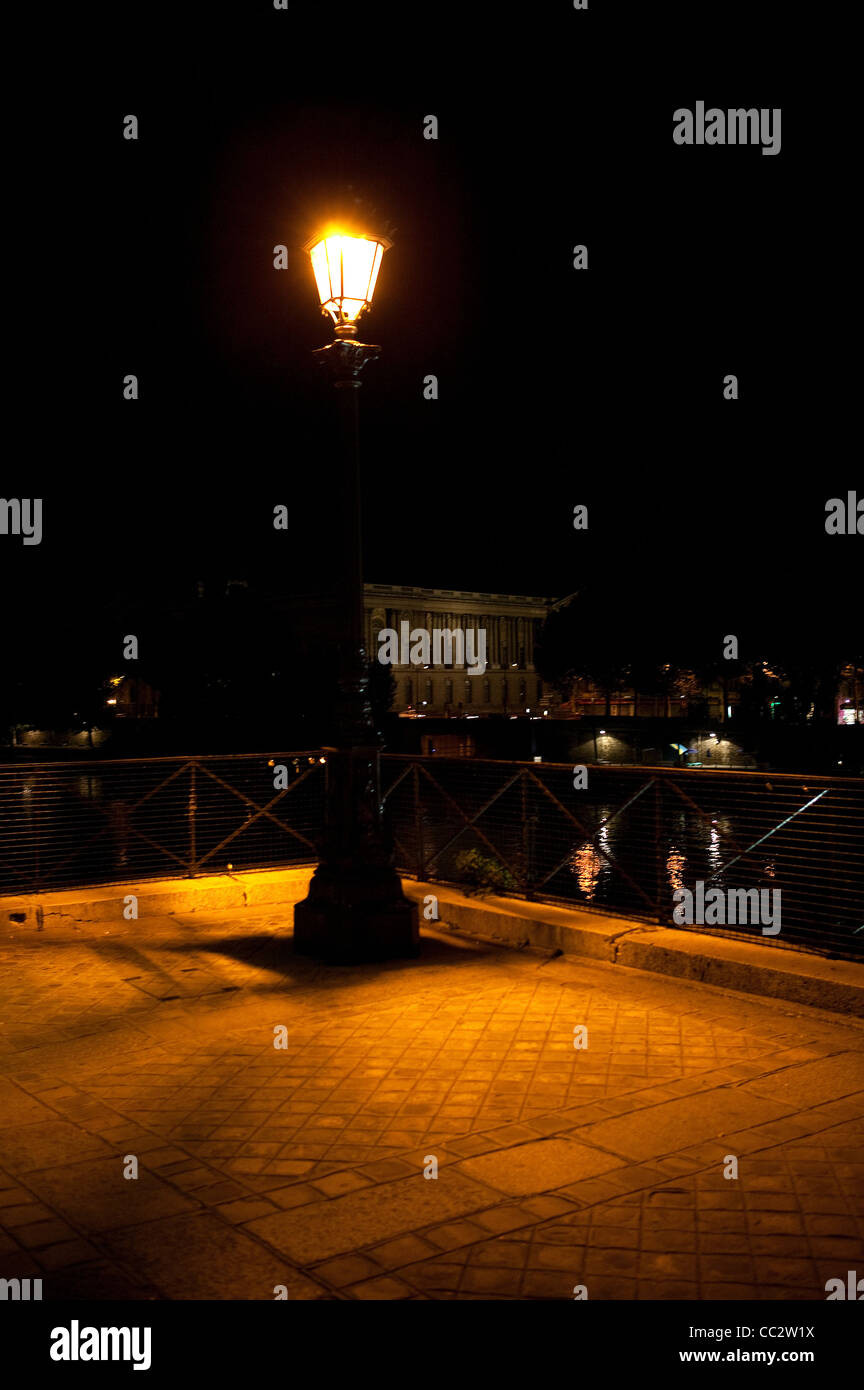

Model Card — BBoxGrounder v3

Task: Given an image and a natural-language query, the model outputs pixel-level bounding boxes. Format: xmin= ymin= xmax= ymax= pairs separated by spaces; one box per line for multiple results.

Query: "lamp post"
xmin=292 ymin=230 xmax=419 ymax=964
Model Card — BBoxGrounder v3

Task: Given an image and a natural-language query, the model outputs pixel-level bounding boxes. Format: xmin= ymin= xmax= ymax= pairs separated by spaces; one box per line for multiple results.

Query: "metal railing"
xmin=1 ymin=752 xmax=862 ymax=960
xmin=0 ymin=753 xmax=324 ymax=894
xmin=380 ymin=757 xmax=864 ymax=959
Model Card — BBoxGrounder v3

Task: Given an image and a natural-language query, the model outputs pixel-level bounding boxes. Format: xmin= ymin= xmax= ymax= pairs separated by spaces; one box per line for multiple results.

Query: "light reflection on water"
xmin=570 ymin=843 xmax=604 ymax=899
xmin=567 ymin=804 xmax=752 ymax=904
xmin=568 ymin=811 xmax=613 ymax=900
xmin=667 ymin=848 xmax=686 ymax=893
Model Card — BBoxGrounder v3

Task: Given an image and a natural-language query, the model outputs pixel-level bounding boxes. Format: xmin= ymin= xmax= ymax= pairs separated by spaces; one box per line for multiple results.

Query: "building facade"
xmin=364 ymin=584 xmax=550 ymax=717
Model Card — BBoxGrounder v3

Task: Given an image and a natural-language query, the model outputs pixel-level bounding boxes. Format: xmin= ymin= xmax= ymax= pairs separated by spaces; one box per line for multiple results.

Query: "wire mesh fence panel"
xmin=382 ymin=756 xmax=864 ymax=959
xmin=2 ymin=751 xmax=862 ymax=959
xmin=0 ymin=754 xmax=324 ymax=894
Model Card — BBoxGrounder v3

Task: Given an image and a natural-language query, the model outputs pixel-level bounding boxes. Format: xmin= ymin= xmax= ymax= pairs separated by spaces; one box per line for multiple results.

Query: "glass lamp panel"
xmin=324 ymin=237 xmax=344 ymax=305
xmin=308 ymin=231 xmax=388 ymax=323
xmin=341 ymin=237 xmax=377 ymax=305
xmin=366 ymin=242 xmax=384 ymax=303
xmin=309 ymin=240 xmax=333 ymax=308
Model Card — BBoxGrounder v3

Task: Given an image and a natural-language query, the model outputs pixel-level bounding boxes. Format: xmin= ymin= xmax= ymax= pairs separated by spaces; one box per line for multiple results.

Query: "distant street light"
xmin=292 ymin=225 xmax=419 ymax=964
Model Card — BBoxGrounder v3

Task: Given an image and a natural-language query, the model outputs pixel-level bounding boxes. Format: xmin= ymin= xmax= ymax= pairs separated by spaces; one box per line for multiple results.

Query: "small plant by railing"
xmin=453 ymin=848 xmax=517 ymax=894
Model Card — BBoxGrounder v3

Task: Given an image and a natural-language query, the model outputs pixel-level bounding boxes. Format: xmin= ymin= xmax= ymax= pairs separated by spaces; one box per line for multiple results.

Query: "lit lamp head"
xmin=304 ymin=230 xmax=391 ymax=338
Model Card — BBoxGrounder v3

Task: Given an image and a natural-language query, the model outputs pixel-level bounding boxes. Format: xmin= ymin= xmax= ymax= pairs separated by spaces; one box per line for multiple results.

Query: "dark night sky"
xmin=5 ymin=5 xmax=858 ymax=672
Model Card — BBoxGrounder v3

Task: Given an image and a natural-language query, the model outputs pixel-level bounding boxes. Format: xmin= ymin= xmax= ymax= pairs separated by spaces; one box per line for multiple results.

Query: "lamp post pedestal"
xmin=293 ymin=738 xmax=420 ymax=963
xmin=293 ymin=333 xmax=419 ymax=964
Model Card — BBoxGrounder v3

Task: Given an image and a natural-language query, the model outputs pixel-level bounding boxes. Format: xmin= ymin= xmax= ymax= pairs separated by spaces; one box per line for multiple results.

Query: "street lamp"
xmin=306 ymin=231 xmax=391 ymax=333
xmin=292 ymin=225 xmax=419 ymax=964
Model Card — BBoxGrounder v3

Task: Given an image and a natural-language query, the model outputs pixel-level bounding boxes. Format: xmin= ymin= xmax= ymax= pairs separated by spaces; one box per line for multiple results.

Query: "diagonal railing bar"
xmin=196 ymin=758 xmax=318 ymax=818
xmin=30 ymin=819 xmax=110 ymax=883
xmin=390 ymin=830 xmax=414 ymax=870
xmin=705 ymin=788 xmax=830 ymax=883
xmin=121 ymin=759 xmax=196 ymax=809
xmin=380 ymin=762 xmax=414 ymax=805
xmin=40 ymin=819 xmax=193 ymax=886
xmin=112 ymin=826 xmax=192 ymax=874
xmin=523 ymin=771 xmax=595 ymax=838
xmin=193 ymin=764 xmax=317 ymax=869
xmin=418 ymin=764 xmax=522 ymax=871
xmin=666 ymin=777 xmax=750 ymax=861
xmin=528 ymin=772 xmax=657 ymax=909
xmin=36 ymin=760 xmax=198 ymax=883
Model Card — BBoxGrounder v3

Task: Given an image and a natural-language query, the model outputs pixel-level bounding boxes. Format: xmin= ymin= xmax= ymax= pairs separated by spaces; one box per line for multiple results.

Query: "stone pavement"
xmin=1 ymin=896 xmax=863 ymax=1300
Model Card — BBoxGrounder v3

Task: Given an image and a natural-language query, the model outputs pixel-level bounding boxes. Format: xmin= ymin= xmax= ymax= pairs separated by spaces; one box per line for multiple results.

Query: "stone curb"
xmin=0 ymin=865 xmax=316 ymax=928
xmin=401 ymin=882 xmax=864 ymax=1018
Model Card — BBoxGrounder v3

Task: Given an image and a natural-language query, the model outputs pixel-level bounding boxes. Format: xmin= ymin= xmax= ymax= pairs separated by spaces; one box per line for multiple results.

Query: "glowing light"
xmin=305 ymin=231 xmax=391 ymax=327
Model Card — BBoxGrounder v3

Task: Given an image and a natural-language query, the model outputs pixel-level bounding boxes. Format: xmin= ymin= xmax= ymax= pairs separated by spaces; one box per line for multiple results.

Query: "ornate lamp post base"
xmin=293 ymin=866 xmax=419 ymax=964
xmin=293 ymin=740 xmax=419 ymax=963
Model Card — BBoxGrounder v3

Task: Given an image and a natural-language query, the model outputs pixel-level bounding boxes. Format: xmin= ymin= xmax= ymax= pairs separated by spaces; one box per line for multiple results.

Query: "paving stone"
xmin=739 ymin=1054 xmax=864 ymax=1108
xmin=312 ymin=1254 xmax=380 ymax=1286
xmin=101 ymin=1212 xmax=324 ymax=1300
xmin=245 ymin=1171 xmax=499 ymax=1264
xmin=43 ymin=1259 xmax=160 ymax=1300
xmin=0 ymin=1188 xmax=31 ymax=1208
xmin=424 ymin=1221 xmax=488 ymax=1251
xmin=357 ymin=1158 xmax=424 ymax=1182
xmin=0 ymin=1078 xmax=55 ymax=1127
xmin=518 ymin=1195 xmax=578 ymax=1219
xmin=468 ymin=1240 xmax=529 ymax=1268
xmin=581 ymin=1275 xmax=637 ymax=1299
xmin=638 ymin=1250 xmax=698 ymax=1280
xmin=460 ymin=1266 xmax=524 ymax=1295
xmin=266 ymin=1184 xmax=324 ymax=1210
xmin=0 ymin=1122 xmax=113 ymax=1173
xmin=35 ymin=1238 xmax=100 ymax=1270
xmin=0 ymin=1202 xmax=54 ymax=1228
xmin=588 ymin=1225 xmax=639 ymax=1249
xmin=26 ymin=1156 xmax=199 ymax=1232
xmin=367 ymin=1235 xmax=439 ymax=1268
xmin=522 ymin=1269 xmax=574 ymax=1298
xmin=455 ymin=1138 xmax=625 ymax=1196
xmin=216 ymin=1197 xmax=281 ymax=1224
xmin=577 ymin=1092 xmax=795 ymax=1163
xmin=529 ymin=1243 xmax=585 ymax=1271
xmin=698 ymin=1253 xmax=757 ymax=1282
xmin=346 ymin=1276 xmax=414 ymax=1299
xmin=13 ymin=1219 xmax=79 ymax=1249
xmin=311 ymin=1171 xmax=374 ymax=1198
xmin=471 ymin=1206 xmax=535 ymax=1234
